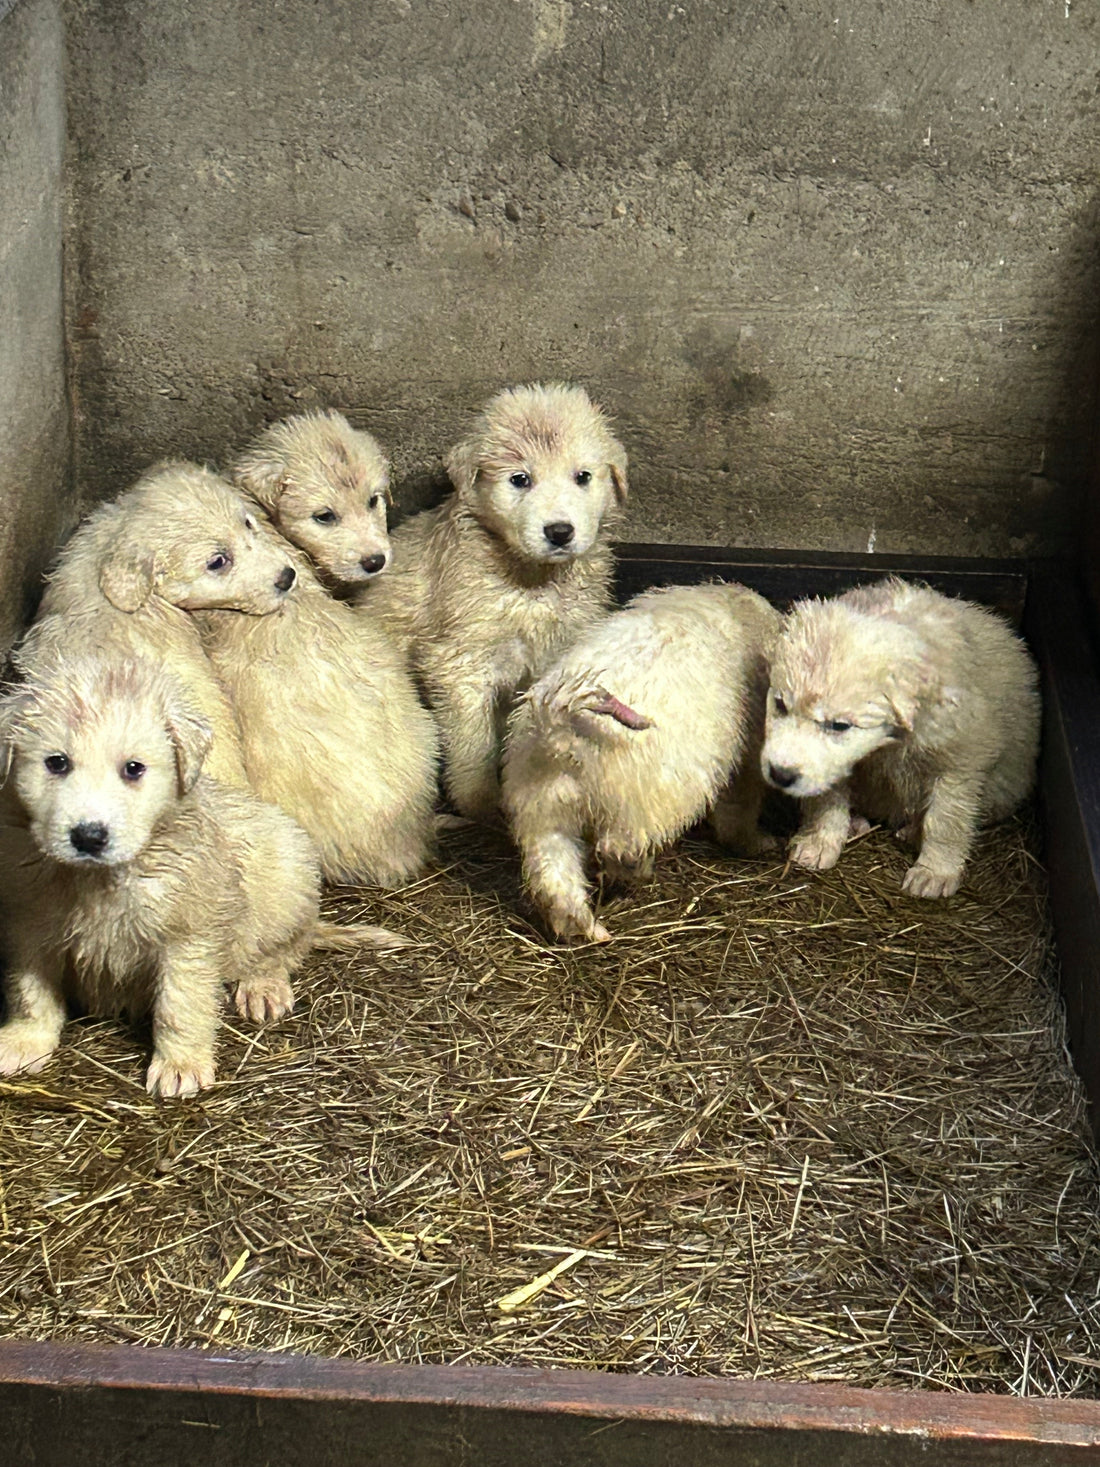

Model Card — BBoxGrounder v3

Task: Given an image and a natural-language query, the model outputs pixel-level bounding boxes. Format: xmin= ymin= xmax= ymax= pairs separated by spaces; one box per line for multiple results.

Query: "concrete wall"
xmin=64 ymin=0 xmax=1099 ymax=558
xmin=0 ymin=0 xmax=71 ymax=654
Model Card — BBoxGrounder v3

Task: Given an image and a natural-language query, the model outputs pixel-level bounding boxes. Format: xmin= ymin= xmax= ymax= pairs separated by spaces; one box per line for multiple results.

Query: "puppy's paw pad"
xmin=847 ymin=816 xmax=872 ymax=841
xmin=789 ymin=834 xmax=844 ymax=871
xmin=0 ymin=1026 xmax=57 ymax=1077
xmin=146 ymin=1055 xmax=216 ymax=1099
xmin=234 ymin=974 xmax=295 ymax=1023
xmin=902 ymin=863 xmax=962 ymax=900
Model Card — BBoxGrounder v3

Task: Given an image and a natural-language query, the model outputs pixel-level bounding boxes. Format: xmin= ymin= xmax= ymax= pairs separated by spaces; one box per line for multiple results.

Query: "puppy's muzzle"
xmin=543 ymin=521 xmax=575 ymax=548
xmin=70 ymin=820 xmax=110 ymax=857
xmin=766 ymin=763 xmax=800 ymax=790
xmin=275 ymin=565 xmax=297 ymax=593
xmin=361 ymin=553 xmax=387 ymax=575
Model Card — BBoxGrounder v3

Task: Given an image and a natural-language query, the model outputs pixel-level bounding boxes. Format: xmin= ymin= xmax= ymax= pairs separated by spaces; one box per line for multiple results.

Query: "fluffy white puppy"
xmin=231 ymin=410 xmax=393 ymax=589
xmin=360 ymin=383 xmax=627 ymax=820
xmin=762 ymin=578 xmax=1041 ymax=898
xmin=198 ymin=532 xmax=440 ymax=888
xmin=0 ymin=655 xmax=321 ymax=1097
xmin=503 ymin=581 xmax=781 ymax=942
xmin=16 ymin=462 xmax=299 ymax=788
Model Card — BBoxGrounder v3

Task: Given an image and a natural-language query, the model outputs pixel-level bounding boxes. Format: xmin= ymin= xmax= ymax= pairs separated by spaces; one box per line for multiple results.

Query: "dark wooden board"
xmin=612 ymin=543 xmax=1029 ymax=623
xmin=3 ymin=1338 xmax=1100 ymax=1466
xmin=1025 ymin=564 xmax=1100 ymax=1140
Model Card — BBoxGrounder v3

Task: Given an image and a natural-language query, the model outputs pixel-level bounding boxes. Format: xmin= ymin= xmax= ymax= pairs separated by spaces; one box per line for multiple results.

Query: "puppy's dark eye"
xmin=826 ymin=719 xmax=852 ymax=734
xmin=773 ymin=694 xmax=788 ymax=716
xmin=367 ymin=495 xmax=380 ymax=510
xmin=243 ymin=514 xmax=258 ymax=532
xmin=509 ymin=471 xmax=532 ymax=490
xmin=44 ymin=753 xmax=71 ymax=776
xmin=206 ymin=551 xmax=232 ymax=573
xmin=574 ymin=469 xmax=592 ymax=486
xmin=312 ymin=509 xmax=338 ymax=524
xmin=121 ymin=760 xmax=146 ymax=782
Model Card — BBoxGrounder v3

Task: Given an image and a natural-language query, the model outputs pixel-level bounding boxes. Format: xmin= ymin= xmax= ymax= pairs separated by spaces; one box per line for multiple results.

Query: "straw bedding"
xmin=1 ymin=812 xmax=1099 ymax=1394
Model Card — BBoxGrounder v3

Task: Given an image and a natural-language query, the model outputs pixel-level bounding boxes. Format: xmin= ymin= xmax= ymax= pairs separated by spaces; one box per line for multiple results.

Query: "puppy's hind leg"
xmin=0 ymin=930 xmax=66 ymax=1077
xmin=512 ymin=780 xmax=607 ymax=942
xmin=902 ymin=770 xmax=983 ymax=899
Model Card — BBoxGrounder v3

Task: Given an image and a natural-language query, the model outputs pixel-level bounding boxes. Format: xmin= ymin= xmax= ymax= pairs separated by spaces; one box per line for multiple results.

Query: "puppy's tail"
xmin=526 ymin=673 xmax=653 ymax=756
xmin=312 ymin=921 xmax=415 ymax=953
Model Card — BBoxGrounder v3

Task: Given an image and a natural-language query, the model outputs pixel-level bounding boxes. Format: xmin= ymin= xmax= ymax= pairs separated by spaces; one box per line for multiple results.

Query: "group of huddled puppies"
xmin=0 ymin=384 xmax=1042 ymax=1098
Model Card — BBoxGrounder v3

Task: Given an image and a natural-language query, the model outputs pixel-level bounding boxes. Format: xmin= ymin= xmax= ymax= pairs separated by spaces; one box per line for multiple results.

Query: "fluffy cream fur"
xmin=0 ymin=655 xmax=321 ymax=1097
xmin=16 ymin=462 xmax=300 ymax=789
xmin=198 ymin=533 xmax=439 ymax=887
xmin=358 ymin=383 xmax=627 ymax=820
xmin=762 ymin=577 xmax=1041 ymax=898
xmin=503 ymin=582 xmax=781 ymax=942
xmin=232 ymin=410 xmax=393 ymax=590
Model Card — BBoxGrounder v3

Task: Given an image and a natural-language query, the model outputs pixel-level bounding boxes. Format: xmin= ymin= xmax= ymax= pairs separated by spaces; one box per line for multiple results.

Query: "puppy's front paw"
xmin=0 ymin=1022 xmax=58 ymax=1077
xmin=146 ymin=1053 xmax=216 ymax=1099
xmin=902 ymin=861 xmax=963 ymax=900
xmin=234 ymin=971 xmax=295 ymax=1024
xmin=789 ymin=830 xmax=844 ymax=872
xmin=546 ymin=906 xmax=611 ymax=945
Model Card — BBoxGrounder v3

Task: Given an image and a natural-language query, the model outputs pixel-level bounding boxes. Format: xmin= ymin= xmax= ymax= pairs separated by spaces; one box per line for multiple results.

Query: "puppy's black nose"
xmin=767 ymin=764 xmax=800 ymax=790
xmin=361 ymin=553 xmax=387 ymax=575
xmin=544 ymin=521 xmax=575 ymax=547
xmin=275 ymin=565 xmax=296 ymax=593
xmin=70 ymin=821 xmax=109 ymax=856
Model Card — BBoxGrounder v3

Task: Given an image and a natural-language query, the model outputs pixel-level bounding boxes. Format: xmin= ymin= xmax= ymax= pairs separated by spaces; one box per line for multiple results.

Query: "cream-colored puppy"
xmin=360 ymin=383 xmax=627 ymax=820
xmin=232 ymin=410 xmax=393 ymax=589
xmin=762 ymin=578 xmax=1041 ymax=898
xmin=198 ymin=532 xmax=439 ymax=888
xmin=16 ymin=462 xmax=299 ymax=789
xmin=0 ymin=655 xmax=321 ymax=1098
xmin=503 ymin=582 xmax=781 ymax=942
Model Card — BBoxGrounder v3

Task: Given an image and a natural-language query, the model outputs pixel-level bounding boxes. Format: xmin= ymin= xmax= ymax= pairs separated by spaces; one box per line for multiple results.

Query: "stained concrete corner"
xmin=0 ymin=0 xmax=72 ymax=655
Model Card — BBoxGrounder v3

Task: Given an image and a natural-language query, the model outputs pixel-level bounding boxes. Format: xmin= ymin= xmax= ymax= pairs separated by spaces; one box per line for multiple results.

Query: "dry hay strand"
xmin=2 ymin=810 xmax=1099 ymax=1394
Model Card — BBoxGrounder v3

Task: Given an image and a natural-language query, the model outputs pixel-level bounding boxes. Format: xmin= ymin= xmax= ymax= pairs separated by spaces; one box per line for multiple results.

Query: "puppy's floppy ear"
xmin=164 ymin=700 xmax=213 ymax=795
xmin=0 ymin=688 xmax=32 ymax=785
xmin=99 ymin=540 xmax=160 ymax=613
xmin=884 ymin=647 xmax=940 ymax=732
xmin=232 ymin=448 xmax=287 ymax=512
xmin=608 ymin=449 xmax=629 ymax=505
xmin=444 ymin=439 xmax=480 ymax=499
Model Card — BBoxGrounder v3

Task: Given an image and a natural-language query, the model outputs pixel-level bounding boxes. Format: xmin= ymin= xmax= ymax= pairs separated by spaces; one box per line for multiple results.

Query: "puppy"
xmin=231 ymin=410 xmax=393 ymax=590
xmin=762 ymin=578 xmax=1041 ymax=898
xmin=503 ymin=582 xmax=781 ymax=942
xmin=16 ymin=462 xmax=299 ymax=788
xmin=0 ymin=654 xmax=321 ymax=1097
xmin=360 ymin=383 xmax=627 ymax=820
xmin=198 ymin=531 xmax=440 ymax=888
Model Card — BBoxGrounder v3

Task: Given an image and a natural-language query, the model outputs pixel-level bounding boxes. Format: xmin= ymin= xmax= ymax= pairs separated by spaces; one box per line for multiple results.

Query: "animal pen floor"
xmin=2 ymin=814 xmax=1099 ymax=1396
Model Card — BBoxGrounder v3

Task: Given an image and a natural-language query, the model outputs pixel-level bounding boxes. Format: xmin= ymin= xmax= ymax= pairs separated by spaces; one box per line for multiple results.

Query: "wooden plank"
xmin=2 ymin=1338 xmax=1100 ymax=1466
xmin=612 ymin=543 xmax=1029 ymax=621
xmin=1025 ymin=564 xmax=1100 ymax=1141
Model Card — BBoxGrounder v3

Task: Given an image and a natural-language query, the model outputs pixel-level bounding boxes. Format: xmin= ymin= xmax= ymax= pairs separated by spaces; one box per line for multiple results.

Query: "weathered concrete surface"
xmin=0 ymin=0 xmax=71 ymax=653
xmin=65 ymin=0 xmax=1099 ymax=557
